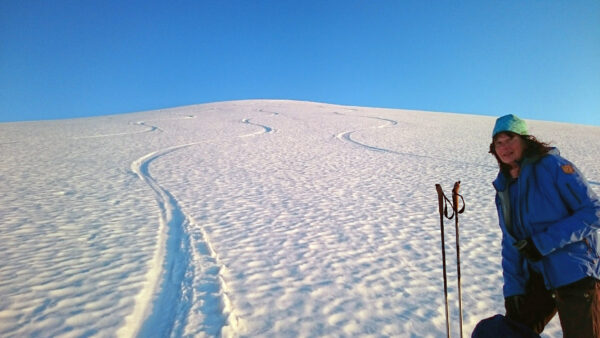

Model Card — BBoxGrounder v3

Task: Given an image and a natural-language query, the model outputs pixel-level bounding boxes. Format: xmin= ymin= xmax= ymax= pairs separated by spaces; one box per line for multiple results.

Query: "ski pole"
xmin=436 ymin=182 xmax=466 ymax=338
xmin=435 ymin=184 xmax=451 ymax=338
xmin=452 ymin=182 xmax=465 ymax=338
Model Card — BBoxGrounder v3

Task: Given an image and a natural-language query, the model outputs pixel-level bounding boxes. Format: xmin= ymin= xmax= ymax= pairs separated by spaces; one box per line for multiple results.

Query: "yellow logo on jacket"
xmin=562 ymin=164 xmax=575 ymax=174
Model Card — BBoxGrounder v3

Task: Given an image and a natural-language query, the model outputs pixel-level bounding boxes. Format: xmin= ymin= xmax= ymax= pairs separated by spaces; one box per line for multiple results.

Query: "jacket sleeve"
xmin=532 ymin=156 xmax=600 ymax=256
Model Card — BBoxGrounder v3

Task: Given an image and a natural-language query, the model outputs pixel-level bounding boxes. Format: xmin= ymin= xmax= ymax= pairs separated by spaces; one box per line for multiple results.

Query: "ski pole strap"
xmin=436 ymin=181 xmax=465 ymax=220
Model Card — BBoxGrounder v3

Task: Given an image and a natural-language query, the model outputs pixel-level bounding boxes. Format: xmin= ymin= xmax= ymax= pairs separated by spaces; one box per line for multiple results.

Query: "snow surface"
xmin=1 ymin=100 xmax=599 ymax=337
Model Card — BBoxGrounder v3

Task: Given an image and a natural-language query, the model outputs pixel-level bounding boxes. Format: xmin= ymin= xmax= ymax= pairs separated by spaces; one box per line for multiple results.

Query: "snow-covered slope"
xmin=1 ymin=100 xmax=598 ymax=337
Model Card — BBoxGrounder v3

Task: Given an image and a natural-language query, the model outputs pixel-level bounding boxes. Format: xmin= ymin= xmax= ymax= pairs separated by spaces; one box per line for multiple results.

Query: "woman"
xmin=489 ymin=114 xmax=600 ymax=337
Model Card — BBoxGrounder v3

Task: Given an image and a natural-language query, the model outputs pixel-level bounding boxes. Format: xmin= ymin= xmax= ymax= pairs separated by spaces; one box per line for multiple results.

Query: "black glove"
xmin=514 ymin=238 xmax=543 ymax=262
xmin=505 ymin=295 xmax=526 ymax=318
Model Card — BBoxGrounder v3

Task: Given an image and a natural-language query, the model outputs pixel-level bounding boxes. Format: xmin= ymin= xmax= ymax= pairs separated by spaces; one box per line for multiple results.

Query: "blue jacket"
xmin=493 ymin=148 xmax=600 ymax=297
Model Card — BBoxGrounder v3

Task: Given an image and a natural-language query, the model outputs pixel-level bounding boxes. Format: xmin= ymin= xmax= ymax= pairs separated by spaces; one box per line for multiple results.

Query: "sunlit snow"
xmin=2 ymin=100 xmax=599 ymax=337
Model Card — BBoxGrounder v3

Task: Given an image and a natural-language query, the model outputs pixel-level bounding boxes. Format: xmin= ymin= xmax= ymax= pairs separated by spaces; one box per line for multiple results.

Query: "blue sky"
xmin=1 ymin=1 xmax=599 ymax=125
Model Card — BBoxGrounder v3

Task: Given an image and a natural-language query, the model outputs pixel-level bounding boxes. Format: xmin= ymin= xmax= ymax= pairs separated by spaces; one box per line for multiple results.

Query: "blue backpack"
xmin=472 ymin=315 xmax=540 ymax=338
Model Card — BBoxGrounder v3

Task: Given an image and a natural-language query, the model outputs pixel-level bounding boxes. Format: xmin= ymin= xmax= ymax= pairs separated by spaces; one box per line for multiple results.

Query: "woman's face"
xmin=493 ymin=132 xmax=525 ymax=167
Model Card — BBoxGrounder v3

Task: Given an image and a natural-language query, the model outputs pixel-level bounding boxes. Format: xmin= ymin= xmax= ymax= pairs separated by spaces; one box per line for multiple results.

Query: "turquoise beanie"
xmin=492 ymin=114 xmax=528 ymax=138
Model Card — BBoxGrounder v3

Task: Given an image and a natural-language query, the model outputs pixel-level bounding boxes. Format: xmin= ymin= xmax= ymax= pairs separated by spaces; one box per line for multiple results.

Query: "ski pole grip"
xmin=452 ymin=181 xmax=461 ymax=212
xmin=435 ymin=184 xmax=444 ymax=214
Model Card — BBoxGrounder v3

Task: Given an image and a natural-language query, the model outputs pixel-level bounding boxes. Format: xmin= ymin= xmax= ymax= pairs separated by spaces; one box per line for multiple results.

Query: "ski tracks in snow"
xmin=72 ymin=116 xmax=197 ymax=140
xmin=72 ymin=120 xmax=164 ymax=140
xmin=334 ymin=112 xmax=496 ymax=170
xmin=125 ymin=144 xmax=197 ymax=338
xmin=125 ymin=116 xmax=273 ymax=337
xmin=336 ymin=115 xmax=399 ymax=153
xmin=241 ymin=118 xmax=275 ymax=136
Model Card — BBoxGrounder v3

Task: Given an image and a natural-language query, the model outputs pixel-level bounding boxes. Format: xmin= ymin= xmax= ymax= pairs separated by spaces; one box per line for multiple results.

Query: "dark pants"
xmin=506 ymin=272 xmax=600 ymax=337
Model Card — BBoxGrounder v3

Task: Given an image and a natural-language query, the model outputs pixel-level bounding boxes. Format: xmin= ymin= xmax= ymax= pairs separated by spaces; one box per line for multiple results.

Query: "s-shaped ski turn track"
xmin=241 ymin=118 xmax=275 ymax=136
xmin=122 ymin=117 xmax=273 ymax=337
xmin=336 ymin=115 xmax=398 ymax=153
xmin=335 ymin=112 xmax=497 ymax=170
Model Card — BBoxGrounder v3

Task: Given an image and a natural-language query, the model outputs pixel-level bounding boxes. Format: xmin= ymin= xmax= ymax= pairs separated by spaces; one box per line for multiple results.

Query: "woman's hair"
xmin=489 ymin=132 xmax=553 ymax=175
